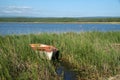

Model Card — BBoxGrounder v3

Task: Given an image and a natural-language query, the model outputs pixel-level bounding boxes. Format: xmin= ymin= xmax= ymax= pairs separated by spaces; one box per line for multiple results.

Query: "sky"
xmin=0 ymin=0 xmax=120 ymax=17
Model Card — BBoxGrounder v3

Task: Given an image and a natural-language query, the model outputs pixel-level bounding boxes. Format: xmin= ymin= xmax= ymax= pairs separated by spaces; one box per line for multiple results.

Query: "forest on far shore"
xmin=0 ymin=17 xmax=120 ymax=22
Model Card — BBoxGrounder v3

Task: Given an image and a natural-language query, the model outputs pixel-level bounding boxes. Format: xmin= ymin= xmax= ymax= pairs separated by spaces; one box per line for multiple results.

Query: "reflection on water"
xmin=54 ymin=61 xmax=78 ymax=80
xmin=56 ymin=64 xmax=63 ymax=76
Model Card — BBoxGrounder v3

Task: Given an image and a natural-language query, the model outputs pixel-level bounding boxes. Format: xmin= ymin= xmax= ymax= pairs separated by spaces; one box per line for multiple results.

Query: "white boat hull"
xmin=30 ymin=44 xmax=59 ymax=60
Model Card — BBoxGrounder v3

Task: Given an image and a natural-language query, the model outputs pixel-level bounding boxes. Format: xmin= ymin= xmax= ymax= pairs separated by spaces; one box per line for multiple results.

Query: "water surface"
xmin=0 ymin=22 xmax=120 ymax=35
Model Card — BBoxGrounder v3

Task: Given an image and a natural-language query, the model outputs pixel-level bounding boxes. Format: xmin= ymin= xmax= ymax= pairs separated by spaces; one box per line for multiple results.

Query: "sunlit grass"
xmin=0 ymin=31 xmax=120 ymax=80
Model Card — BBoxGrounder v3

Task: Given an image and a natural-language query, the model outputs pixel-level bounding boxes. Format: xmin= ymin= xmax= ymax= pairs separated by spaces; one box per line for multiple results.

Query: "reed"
xmin=0 ymin=31 xmax=120 ymax=80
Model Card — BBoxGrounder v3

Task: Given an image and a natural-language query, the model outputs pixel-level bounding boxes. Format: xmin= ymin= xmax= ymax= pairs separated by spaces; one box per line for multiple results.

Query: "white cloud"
xmin=0 ymin=6 xmax=52 ymax=17
xmin=1 ymin=6 xmax=33 ymax=14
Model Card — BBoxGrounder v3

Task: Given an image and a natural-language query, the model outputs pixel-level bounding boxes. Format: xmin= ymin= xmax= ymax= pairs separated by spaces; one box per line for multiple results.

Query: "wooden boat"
xmin=29 ymin=44 xmax=59 ymax=60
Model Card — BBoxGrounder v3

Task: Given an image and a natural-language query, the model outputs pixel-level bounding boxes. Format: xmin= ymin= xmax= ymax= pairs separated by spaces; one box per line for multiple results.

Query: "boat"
xmin=29 ymin=44 xmax=59 ymax=60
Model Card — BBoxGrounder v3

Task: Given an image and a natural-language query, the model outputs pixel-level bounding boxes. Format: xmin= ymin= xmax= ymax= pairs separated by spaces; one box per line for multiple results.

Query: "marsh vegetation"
xmin=0 ymin=32 xmax=120 ymax=80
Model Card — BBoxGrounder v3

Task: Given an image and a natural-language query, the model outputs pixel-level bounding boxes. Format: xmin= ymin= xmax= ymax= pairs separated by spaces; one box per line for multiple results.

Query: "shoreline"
xmin=0 ymin=22 xmax=120 ymax=24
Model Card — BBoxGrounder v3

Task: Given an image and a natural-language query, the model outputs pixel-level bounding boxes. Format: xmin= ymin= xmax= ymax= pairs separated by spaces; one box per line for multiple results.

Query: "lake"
xmin=0 ymin=22 xmax=120 ymax=35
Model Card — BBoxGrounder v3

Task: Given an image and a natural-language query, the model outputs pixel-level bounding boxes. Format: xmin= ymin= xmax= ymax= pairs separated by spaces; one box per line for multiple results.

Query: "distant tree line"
xmin=0 ymin=17 xmax=120 ymax=22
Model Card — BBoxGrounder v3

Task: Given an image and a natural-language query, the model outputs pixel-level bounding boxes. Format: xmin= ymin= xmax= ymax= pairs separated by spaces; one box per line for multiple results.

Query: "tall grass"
xmin=0 ymin=32 xmax=120 ymax=80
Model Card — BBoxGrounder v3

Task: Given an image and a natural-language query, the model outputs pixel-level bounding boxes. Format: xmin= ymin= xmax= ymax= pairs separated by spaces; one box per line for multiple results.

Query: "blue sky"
xmin=0 ymin=0 xmax=120 ymax=17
